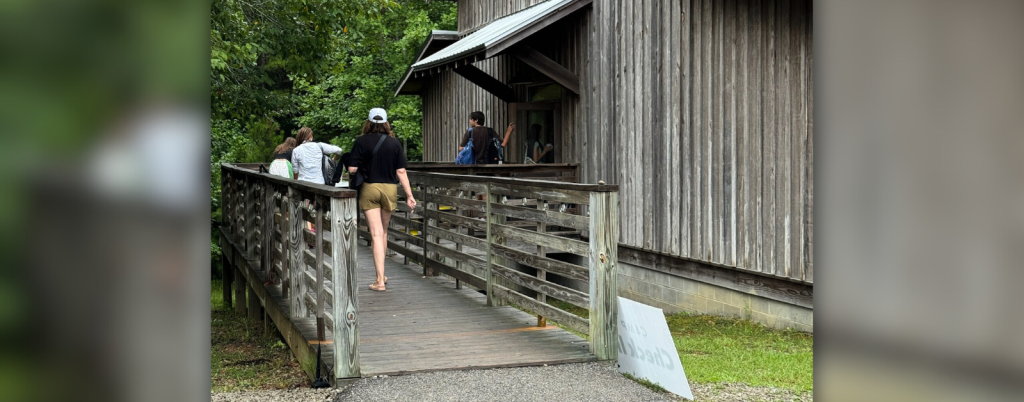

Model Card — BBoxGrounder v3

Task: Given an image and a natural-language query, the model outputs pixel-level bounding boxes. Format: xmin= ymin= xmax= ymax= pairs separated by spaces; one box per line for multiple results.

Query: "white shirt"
xmin=291 ymin=141 xmax=342 ymax=184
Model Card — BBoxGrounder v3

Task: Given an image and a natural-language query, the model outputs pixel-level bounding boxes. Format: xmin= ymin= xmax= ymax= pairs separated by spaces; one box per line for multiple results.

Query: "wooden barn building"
xmin=397 ymin=0 xmax=813 ymax=331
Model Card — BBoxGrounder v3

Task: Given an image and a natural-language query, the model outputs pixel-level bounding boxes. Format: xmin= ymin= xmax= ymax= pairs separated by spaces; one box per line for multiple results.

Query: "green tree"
xmin=293 ymin=0 xmax=456 ymax=161
xmin=209 ymin=0 xmax=456 ymax=278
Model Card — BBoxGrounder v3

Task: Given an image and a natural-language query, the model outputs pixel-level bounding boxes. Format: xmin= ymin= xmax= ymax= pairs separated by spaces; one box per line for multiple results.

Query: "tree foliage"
xmin=209 ymin=0 xmax=456 ymax=276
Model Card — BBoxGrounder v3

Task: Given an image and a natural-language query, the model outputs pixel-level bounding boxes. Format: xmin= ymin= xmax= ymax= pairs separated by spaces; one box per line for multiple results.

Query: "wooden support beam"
xmin=453 ymin=64 xmax=516 ymax=103
xmin=234 ymin=266 xmax=246 ymax=315
xmin=247 ymin=282 xmax=262 ymax=322
xmin=617 ymin=245 xmax=814 ymax=309
xmin=513 ymin=45 xmax=580 ymax=95
xmin=221 ymin=253 xmax=233 ymax=310
xmin=330 ymin=196 xmax=360 ymax=379
xmin=588 ymin=191 xmax=618 ymax=360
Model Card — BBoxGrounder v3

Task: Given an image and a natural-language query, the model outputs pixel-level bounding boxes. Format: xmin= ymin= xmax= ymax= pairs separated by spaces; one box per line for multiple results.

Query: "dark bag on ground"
xmin=349 ymin=135 xmax=389 ymax=189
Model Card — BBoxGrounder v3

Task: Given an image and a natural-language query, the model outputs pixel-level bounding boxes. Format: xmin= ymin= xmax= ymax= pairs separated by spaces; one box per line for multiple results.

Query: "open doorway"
xmin=509 ymin=84 xmax=561 ymax=164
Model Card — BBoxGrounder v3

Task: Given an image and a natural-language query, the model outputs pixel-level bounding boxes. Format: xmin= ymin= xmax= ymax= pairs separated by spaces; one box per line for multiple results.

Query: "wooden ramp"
xmin=288 ymin=243 xmax=595 ymax=377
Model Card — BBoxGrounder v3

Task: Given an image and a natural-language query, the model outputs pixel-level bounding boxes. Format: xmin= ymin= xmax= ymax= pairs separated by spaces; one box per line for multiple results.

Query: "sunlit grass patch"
xmin=547 ymin=298 xmax=812 ymax=392
xmin=667 ymin=313 xmax=813 ymax=392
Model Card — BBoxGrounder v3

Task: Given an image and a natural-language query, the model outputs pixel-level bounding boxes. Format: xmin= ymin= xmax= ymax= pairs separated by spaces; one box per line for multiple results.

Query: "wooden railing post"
xmin=314 ymin=195 xmax=326 ymax=340
xmin=245 ymin=176 xmax=254 ymax=259
xmin=221 ymin=171 xmax=233 ymax=309
xmin=423 ymin=186 xmax=437 ymax=276
xmin=234 ymin=266 xmax=246 ymax=315
xmin=330 ymin=195 xmax=360 ymax=378
xmin=247 ymin=281 xmax=261 ymax=322
xmin=484 ymin=183 xmax=508 ymax=306
xmin=263 ymin=183 xmax=274 ymax=272
xmin=278 ymin=188 xmax=290 ymax=300
xmin=536 ymin=199 xmax=547 ymax=327
xmin=588 ymin=190 xmax=618 ymax=360
xmin=288 ymin=187 xmax=308 ymax=318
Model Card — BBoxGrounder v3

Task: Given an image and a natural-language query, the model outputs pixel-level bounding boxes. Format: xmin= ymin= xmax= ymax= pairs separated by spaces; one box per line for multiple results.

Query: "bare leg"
xmin=308 ymin=200 xmax=317 ymax=232
xmin=364 ymin=208 xmax=388 ymax=287
xmin=378 ymin=208 xmax=394 ymax=282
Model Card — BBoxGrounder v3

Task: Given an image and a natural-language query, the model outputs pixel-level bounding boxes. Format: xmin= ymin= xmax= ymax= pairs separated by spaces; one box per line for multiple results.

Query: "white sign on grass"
xmin=617 ymin=296 xmax=693 ymax=400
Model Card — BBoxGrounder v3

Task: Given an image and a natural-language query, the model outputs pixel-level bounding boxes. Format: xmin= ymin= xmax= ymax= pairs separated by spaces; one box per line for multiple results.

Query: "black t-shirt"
xmin=459 ymin=126 xmax=498 ymax=164
xmin=350 ymin=133 xmax=407 ymax=184
xmin=273 ymin=150 xmax=292 ymax=161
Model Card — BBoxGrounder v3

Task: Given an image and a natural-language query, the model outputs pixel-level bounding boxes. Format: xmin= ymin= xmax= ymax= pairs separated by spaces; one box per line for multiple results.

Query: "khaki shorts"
xmin=359 ymin=183 xmax=398 ymax=211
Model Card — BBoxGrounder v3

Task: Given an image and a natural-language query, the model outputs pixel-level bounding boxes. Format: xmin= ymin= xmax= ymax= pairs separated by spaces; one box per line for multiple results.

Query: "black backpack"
xmin=483 ymin=128 xmax=503 ymax=164
xmin=319 ymin=144 xmax=338 ymax=185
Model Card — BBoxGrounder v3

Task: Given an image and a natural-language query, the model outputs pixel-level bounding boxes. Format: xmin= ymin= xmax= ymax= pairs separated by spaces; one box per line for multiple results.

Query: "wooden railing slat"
xmin=408 ymin=171 xmax=614 ymax=193
xmin=423 ymin=258 xmax=487 ymax=290
xmin=302 ymin=227 xmax=333 ymax=256
xmin=422 ymin=192 xmax=487 ymax=213
xmin=425 ymin=209 xmax=488 ymax=231
xmin=489 ymin=243 xmax=589 ymax=282
xmin=387 ymin=227 xmax=424 ymax=248
xmin=490 ymin=263 xmax=590 ymax=309
xmin=425 ymin=242 xmax=487 ymax=273
xmin=489 ymin=202 xmax=590 ymax=231
xmin=491 ymin=285 xmax=590 ymax=334
xmin=302 ymin=248 xmax=333 ymax=283
xmin=491 ymin=223 xmax=590 ymax=257
xmin=488 ymin=183 xmax=591 ymax=205
xmin=388 ymin=215 xmax=420 ymax=231
xmin=428 ymin=225 xmax=487 ymax=251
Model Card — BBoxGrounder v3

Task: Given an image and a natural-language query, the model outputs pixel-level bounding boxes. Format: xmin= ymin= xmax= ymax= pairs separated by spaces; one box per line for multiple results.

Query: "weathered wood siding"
xmin=422 ymin=0 xmax=813 ymax=283
xmin=421 ymin=55 xmax=515 ymax=163
xmin=422 ymin=7 xmax=590 ymax=164
xmin=458 ymin=0 xmax=552 ymax=35
xmin=583 ymin=0 xmax=812 ymax=282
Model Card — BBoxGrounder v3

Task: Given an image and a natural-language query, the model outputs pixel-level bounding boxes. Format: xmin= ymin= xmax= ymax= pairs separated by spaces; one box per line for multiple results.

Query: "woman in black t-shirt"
xmin=348 ymin=108 xmax=416 ymax=292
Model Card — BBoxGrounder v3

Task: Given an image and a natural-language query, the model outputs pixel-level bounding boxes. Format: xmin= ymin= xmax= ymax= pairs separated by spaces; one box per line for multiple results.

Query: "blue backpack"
xmin=455 ymin=137 xmax=475 ymax=165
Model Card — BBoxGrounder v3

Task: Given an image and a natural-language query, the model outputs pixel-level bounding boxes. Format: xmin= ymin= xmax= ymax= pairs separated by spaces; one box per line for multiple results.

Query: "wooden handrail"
xmin=408 ymin=171 xmax=618 ymax=193
xmin=220 ymin=162 xmax=360 ymax=379
xmin=366 ymin=171 xmax=619 ymax=360
xmin=406 ymin=163 xmax=580 ymax=182
xmin=221 ymin=163 xmax=357 ymax=198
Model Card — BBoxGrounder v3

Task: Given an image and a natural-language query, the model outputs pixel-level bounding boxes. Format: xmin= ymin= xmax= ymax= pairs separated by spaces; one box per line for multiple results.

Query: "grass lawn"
xmin=549 ymin=299 xmax=813 ymax=393
xmin=211 ymin=280 xmax=309 ymax=392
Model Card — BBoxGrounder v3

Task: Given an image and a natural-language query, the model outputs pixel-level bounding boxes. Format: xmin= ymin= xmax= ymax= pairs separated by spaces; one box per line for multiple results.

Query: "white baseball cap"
xmin=368 ymin=107 xmax=388 ymax=123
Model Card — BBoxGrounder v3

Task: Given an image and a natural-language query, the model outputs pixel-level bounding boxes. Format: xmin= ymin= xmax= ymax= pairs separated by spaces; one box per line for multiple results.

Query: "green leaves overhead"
xmin=210 ymin=0 xmax=457 ymax=275
xmin=211 ymin=0 xmax=454 ymax=151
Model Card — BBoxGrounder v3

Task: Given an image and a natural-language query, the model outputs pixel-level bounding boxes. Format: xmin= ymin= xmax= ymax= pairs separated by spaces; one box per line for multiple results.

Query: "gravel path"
xmin=211 ymin=362 xmax=812 ymax=402
xmin=335 ymin=362 xmax=667 ymax=402
xmin=688 ymin=383 xmax=811 ymax=402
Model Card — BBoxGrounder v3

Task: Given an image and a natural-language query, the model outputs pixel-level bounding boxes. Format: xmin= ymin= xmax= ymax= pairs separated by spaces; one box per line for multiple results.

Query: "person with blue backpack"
xmin=456 ymin=111 xmax=514 ymax=164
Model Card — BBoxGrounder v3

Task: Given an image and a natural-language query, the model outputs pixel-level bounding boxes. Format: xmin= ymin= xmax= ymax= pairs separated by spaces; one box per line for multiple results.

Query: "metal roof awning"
xmin=394 ymin=30 xmax=460 ymax=96
xmin=395 ymin=0 xmax=591 ymax=98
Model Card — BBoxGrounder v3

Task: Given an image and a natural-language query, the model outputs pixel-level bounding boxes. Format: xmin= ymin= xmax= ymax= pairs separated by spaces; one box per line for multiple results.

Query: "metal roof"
xmin=410 ymin=0 xmax=578 ymax=71
xmin=394 ymin=30 xmax=461 ymax=96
